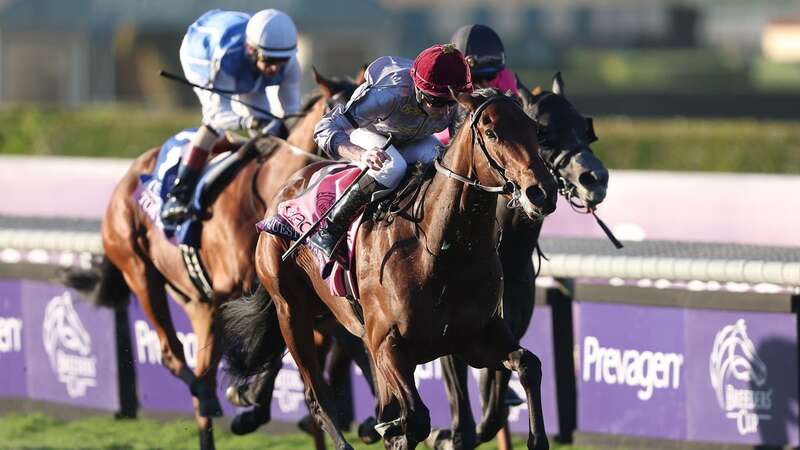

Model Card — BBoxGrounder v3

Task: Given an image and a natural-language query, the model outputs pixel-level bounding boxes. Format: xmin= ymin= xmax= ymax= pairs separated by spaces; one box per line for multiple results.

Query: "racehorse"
xmin=61 ymin=69 xmax=361 ymax=450
xmin=226 ymin=88 xmax=558 ymax=450
xmin=431 ymin=73 xmax=610 ymax=450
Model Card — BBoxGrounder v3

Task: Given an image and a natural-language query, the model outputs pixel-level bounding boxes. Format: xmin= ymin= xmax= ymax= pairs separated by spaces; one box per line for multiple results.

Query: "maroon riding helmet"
xmin=411 ymin=44 xmax=473 ymax=103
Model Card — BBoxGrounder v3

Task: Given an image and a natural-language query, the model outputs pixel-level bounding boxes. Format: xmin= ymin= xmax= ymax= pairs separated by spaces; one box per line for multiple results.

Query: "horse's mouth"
xmin=577 ymin=185 xmax=607 ymax=209
xmin=520 ymin=203 xmax=548 ymax=222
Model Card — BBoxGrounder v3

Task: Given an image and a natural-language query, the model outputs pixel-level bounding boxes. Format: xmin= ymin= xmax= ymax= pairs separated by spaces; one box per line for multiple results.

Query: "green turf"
xmin=0 ymin=412 xmax=595 ymax=450
xmin=591 ymin=117 xmax=800 ymax=173
xmin=1 ymin=105 xmax=797 ymax=174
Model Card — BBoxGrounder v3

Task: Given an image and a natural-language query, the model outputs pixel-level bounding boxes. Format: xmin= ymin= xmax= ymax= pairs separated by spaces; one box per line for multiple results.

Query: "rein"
xmin=269 ymin=93 xmax=344 ymax=163
xmin=434 ymin=94 xmax=524 ymax=208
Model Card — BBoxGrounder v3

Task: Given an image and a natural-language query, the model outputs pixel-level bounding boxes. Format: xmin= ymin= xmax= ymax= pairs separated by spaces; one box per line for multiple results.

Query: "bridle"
xmin=434 ymin=93 xmax=539 ymax=209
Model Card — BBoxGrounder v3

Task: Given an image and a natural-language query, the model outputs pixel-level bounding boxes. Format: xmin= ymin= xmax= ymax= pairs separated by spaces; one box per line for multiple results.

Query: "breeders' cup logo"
xmin=709 ymin=319 xmax=772 ymax=435
xmin=42 ymin=292 xmax=97 ymax=398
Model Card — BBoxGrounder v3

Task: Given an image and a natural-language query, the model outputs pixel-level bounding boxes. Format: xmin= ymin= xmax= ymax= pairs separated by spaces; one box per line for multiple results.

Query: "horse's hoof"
xmin=230 ymin=408 xmax=270 ymax=435
xmin=528 ymin=435 xmax=550 ymax=450
xmin=225 ymin=384 xmax=254 ymax=407
xmin=357 ymin=416 xmax=381 ymax=444
xmin=423 ymin=428 xmax=452 ymax=450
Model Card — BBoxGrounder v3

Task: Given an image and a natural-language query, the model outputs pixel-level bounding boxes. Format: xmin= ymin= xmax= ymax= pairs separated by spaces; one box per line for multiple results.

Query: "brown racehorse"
xmin=61 ymin=70 xmax=361 ymax=450
xmin=232 ymin=89 xmax=558 ymax=450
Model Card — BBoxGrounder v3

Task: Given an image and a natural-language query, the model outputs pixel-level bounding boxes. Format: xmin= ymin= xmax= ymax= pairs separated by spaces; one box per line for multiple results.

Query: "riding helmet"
xmin=450 ymin=24 xmax=506 ymax=78
xmin=411 ymin=44 xmax=473 ymax=97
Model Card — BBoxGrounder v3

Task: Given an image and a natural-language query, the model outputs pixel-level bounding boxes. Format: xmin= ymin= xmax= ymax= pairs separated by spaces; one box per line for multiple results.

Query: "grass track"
xmin=0 ymin=413 xmax=596 ymax=450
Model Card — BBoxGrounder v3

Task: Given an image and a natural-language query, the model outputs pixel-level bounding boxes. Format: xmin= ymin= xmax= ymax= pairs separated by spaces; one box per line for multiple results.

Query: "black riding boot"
xmin=308 ymin=174 xmax=383 ymax=262
xmin=161 ymin=164 xmax=202 ymax=224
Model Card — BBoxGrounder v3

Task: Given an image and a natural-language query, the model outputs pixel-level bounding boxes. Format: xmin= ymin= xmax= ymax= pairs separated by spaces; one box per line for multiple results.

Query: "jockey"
xmin=161 ymin=8 xmax=302 ymax=224
xmin=435 ymin=24 xmax=518 ymax=146
xmin=310 ymin=44 xmax=472 ymax=260
xmin=451 ymin=24 xmax=517 ymax=94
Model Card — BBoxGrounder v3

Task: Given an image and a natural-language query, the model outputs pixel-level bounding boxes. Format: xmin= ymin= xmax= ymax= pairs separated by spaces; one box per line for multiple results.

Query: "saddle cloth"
xmin=132 ymin=128 xmax=234 ymax=246
xmin=257 ymin=163 xmax=365 ymax=298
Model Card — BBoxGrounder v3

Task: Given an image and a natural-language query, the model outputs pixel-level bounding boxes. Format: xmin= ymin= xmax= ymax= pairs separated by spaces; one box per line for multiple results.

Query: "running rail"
xmin=1 ymin=217 xmax=798 ymax=287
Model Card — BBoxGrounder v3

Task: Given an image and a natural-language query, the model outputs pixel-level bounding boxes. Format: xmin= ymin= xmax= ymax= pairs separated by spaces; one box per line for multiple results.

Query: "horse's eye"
xmin=484 ymin=129 xmax=498 ymax=140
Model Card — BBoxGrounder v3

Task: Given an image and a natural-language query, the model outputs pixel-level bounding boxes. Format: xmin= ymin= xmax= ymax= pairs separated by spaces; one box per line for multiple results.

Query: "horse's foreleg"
xmin=272 ymin=290 xmax=353 ymax=450
xmin=119 ymin=259 xmax=188 ymax=377
xmin=426 ymin=355 xmax=477 ymax=450
xmin=371 ymin=329 xmax=430 ymax=450
xmin=503 ymin=348 xmax=548 ymax=450
xmin=475 ymin=367 xmax=512 ymax=444
xmin=118 ymin=257 xmax=216 ymax=449
xmin=185 ymin=300 xmax=224 ymax=449
xmin=463 ymin=320 xmax=548 ymax=450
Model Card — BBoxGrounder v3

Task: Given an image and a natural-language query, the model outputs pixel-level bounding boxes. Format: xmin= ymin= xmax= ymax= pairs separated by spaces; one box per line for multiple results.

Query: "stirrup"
xmin=308 ymin=226 xmax=343 ymax=259
xmin=161 ymin=197 xmax=191 ymax=223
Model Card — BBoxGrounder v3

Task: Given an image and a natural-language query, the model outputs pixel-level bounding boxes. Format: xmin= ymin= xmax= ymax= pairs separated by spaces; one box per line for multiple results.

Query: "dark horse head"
xmin=518 ymin=72 xmax=609 ymax=209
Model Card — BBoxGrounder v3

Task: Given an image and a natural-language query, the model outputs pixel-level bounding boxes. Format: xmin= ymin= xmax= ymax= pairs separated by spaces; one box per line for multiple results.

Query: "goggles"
xmin=416 ymin=88 xmax=456 ymax=108
xmin=247 ymin=44 xmax=291 ymax=67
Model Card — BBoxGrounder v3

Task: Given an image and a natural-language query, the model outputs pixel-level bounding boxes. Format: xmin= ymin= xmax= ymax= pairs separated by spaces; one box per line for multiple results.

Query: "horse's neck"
xmin=254 ymin=99 xmax=325 ymax=205
xmin=421 ymin=129 xmax=500 ymax=256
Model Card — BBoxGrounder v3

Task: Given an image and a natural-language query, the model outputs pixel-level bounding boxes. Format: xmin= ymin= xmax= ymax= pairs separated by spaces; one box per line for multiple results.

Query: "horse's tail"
xmin=221 ymin=283 xmax=286 ymax=382
xmin=59 ymin=256 xmax=130 ymax=308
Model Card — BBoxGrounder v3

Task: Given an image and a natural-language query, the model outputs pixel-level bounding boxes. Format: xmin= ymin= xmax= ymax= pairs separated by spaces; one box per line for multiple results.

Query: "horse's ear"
xmin=515 ymin=74 xmax=537 ymax=109
xmin=451 ymin=87 xmax=478 ymax=111
xmin=313 ymin=66 xmax=334 ymax=97
xmin=355 ymin=64 xmax=368 ymax=85
xmin=552 ymin=72 xmax=565 ymax=96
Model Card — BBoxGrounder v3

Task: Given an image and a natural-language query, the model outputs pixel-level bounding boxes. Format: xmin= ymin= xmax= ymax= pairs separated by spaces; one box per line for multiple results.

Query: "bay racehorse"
xmin=228 ymin=88 xmax=558 ymax=450
xmin=61 ymin=69 xmax=361 ymax=450
xmin=431 ymin=73 xmax=610 ymax=450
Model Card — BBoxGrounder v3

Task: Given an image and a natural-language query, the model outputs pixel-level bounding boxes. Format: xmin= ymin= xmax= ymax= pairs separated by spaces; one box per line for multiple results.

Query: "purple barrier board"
xmin=575 ymin=302 xmax=686 ymax=439
xmin=128 ymin=296 xmax=309 ymax=422
xmin=352 ymin=305 xmax=560 ymax=436
xmin=0 ymin=280 xmax=26 ymax=397
xmin=129 ymin=296 xmax=235 ymax=415
xmin=20 ymin=281 xmax=119 ymax=410
xmin=575 ymin=301 xmax=798 ymax=446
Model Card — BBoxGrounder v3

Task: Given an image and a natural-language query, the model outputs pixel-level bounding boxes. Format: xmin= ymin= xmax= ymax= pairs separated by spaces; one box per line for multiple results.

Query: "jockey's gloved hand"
xmin=335 ymin=142 xmax=387 ymax=171
xmin=245 ymin=116 xmax=289 ymax=140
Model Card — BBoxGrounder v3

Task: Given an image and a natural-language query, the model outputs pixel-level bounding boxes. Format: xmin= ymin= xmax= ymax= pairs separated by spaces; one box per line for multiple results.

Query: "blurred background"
xmin=0 ymin=2 xmax=799 ymax=450
xmin=0 ymin=0 xmax=798 ymax=173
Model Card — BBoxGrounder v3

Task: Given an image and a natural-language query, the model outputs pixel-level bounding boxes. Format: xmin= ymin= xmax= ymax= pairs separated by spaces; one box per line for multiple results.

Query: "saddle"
xmin=258 ymin=161 xmax=433 ymax=300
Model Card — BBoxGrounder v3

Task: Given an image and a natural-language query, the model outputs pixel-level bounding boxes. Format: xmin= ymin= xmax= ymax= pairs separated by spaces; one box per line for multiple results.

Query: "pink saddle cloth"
xmin=256 ymin=163 xmax=365 ymax=298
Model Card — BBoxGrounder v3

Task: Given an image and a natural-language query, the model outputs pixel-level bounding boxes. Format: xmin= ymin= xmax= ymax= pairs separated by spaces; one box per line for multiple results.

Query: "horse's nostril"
xmin=525 ymin=185 xmax=547 ymax=204
xmin=579 ymin=171 xmax=598 ymax=187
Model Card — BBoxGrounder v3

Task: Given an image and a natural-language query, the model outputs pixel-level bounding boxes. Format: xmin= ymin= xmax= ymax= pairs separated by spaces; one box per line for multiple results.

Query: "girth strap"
xmin=179 ymin=244 xmax=214 ymax=302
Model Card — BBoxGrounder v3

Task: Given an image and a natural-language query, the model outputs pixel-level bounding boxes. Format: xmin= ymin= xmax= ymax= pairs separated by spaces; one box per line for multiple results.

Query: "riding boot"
xmin=199 ymin=136 xmax=262 ymax=206
xmin=161 ymin=163 xmax=203 ymax=224
xmin=307 ymin=174 xmax=383 ymax=262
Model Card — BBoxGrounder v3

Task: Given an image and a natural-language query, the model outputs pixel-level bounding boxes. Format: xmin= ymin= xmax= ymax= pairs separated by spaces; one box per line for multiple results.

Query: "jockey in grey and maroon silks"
xmin=310 ymin=44 xmax=473 ymax=261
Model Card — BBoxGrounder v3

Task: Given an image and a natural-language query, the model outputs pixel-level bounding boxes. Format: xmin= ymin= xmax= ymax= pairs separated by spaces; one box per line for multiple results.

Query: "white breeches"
xmin=349 ymin=129 xmax=440 ymax=190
